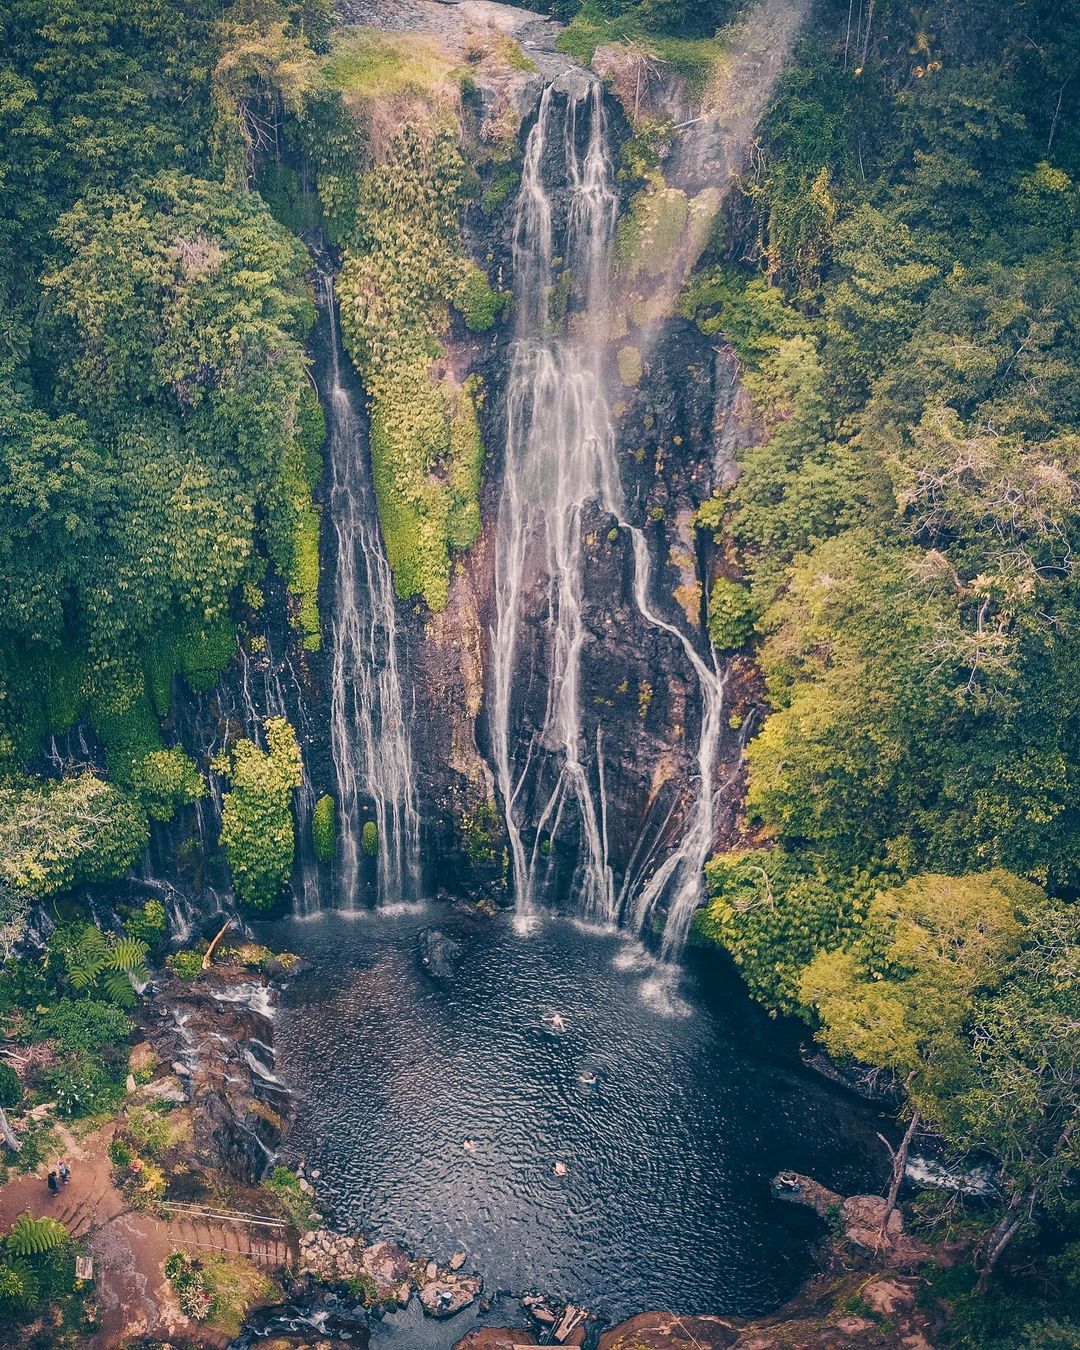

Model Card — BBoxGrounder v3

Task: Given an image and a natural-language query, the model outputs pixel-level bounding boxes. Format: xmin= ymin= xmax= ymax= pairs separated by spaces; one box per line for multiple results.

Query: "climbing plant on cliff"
xmin=335 ymin=128 xmax=499 ymax=609
xmin=215 ymin=718 xmax=303 ymax=909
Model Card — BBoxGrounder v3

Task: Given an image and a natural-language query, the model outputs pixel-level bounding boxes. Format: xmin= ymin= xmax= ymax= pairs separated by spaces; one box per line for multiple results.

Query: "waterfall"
xmin=489 ymin=78 xmax=725 ymax=958
xmin=491 ymin=80 xmax=621 ymax=925
xmin=322 ymin=275 xmax=422 ymax=907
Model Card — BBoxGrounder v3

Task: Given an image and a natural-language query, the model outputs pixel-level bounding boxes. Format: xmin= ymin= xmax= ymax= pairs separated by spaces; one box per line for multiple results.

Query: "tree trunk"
xmin=879 ymin=1106 xmax=920 ymax=1245
xmin=976 ymin=1189 xmax=1030 ymax=1290
xmin=0 ymin=1105 xmax=19 ymax=1152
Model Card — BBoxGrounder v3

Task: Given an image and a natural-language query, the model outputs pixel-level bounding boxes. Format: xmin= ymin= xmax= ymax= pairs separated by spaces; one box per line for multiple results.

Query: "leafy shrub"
xmin=263 ymin=1166 xmax=314 ymax=1231
xmin=46 ymin=1054 xmax=126 ymax=1119
xmin=164 ymin=1250 xmax=213 ymax=1320
xmin=40 ymin=999 xmax=132 ymax=1056
xmin=0 ymin=1063 xmax=23 ymax=1109
xmin=127 ymin=1158 xmax=166 ymax=1208
xmin=167 ymin=950 xmax=204 ymax=981
xmin=109 ymin=1139 xmax=133 ymax=1169
xmin=312 ymin=794 xmax=336 ymax=862
xmin=130 ymin=748 xmax=206 ymax=822
xmin=361 ymin=821 xmax=378 ymax=856
xmin=123 ymin=899 xmax=166 ymax=950
xmin=0 ymin=776 xmax=147 ymax=899
xmin=216 ymin=718 xmax=302 ymax=909
xmin=124 ymin=1107 xmax=170 ymax=1159
xmin=707 ymin=577 xmax=755 ymax=651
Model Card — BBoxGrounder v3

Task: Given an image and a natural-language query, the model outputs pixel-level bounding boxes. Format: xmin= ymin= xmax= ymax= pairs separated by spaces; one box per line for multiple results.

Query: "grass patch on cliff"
xmin=322 ymin=28 xmax=461 ymax=145
xmin=557 ymin=14 xmax=724 ymax=98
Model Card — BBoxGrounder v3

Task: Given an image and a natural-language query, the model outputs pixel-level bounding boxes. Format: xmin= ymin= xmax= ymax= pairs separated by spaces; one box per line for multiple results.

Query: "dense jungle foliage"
xmin=0 ymin=0 xmax=1078 ymax=1341
xmin=689 ymin=0 xmax=1080 ymax=1333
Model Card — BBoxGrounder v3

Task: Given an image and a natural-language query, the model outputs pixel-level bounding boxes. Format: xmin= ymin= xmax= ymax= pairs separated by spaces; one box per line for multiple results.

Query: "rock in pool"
xmin=417 ymin=927 xmax=464 ymax=982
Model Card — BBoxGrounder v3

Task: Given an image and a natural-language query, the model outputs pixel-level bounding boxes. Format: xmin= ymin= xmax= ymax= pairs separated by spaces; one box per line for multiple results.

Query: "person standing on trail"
xmin=47 ymin=1170 xmax=59 ymax=1195
xmin=58 ymin=1160 xmax=71 ymax=1184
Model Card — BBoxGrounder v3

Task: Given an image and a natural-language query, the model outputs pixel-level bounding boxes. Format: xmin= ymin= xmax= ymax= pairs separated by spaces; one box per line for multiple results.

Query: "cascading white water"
xmin=491 ymin=80 xmax=621 ymax=924
xmin=490 ymin=78 xmax=726 ymax=957
xmin=323 ymin=275 xmax=422 ymax=907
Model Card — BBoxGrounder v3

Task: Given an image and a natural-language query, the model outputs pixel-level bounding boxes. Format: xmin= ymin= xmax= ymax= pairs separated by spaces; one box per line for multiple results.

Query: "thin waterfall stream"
xmin=489 ymin=78 xmax=726 ymax=957
xmin=322 ymin=275 xmax=422 ymax=907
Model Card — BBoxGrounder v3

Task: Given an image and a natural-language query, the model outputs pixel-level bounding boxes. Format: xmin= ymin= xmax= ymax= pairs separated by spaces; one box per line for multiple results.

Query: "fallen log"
xmin=202 ymin=918 xmax=232 ymax=971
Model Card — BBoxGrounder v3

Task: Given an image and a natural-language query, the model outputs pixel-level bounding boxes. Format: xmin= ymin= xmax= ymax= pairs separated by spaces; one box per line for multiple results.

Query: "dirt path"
xmin=0 ymin=1122 xmax=294 ymax=1348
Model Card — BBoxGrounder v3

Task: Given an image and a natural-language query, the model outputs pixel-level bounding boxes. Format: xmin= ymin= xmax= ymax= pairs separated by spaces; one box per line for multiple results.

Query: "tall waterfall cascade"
xmin=322 ymin=276 xmax=422 ymax=907
xmin=490 ymin=79 xmax=726 ymax=958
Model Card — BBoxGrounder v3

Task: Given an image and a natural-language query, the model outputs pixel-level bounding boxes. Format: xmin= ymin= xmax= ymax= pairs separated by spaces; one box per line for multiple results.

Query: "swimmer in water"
xmin=463 ymin=1139 xmax=477 ymax=1152
xmin=547 ymin=1012 xmax=566 ymax=1032
xmin=578 ymin=1071 xmax=597 ymax=1086
xmin=552 ymin=1160 xmax=568 ymax=1176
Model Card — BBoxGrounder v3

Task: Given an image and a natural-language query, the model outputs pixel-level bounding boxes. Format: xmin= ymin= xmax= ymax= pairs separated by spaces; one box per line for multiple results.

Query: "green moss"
xmin=142 ymin=618 xmax=238 ymax=724
xmin=557 ymin=20 xmax=723 ymax=98
xmin=129 ymin=747 xmax=206 ymax=822
xmin=312 ymin=794 xmax=336 ymax=862
xmin=615 ymin=184 xmax=689 ymax=281
xmin=321 ymin=28 xmax=459 ymax=121
xmin=618 ymin=345 xmax=643 ymax=386
xmin=457 ymin=261 xmax=509 ymax=332
xmin=89 ymin=665 xmax=164 ymax=786
xmin=481 ymin=163 xmax=520 ymax=213
xmin=336 ymin=130 xmax=488 ymax=610
xmin=265 ymin=388 xmax=325 ymax=652
xmin=361 ymin=820 xmax=378 ymax=856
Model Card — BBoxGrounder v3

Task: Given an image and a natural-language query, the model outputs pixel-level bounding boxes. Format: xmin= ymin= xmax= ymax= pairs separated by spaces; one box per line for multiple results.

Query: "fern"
xmin=7 ymin=1213 xmax=68 ymax=1257
xmin=61 ymin=926 xmax=149 ymax=1004
xmin=64 ymin=925 xmax=108 ymax=991
xmin=110 ymin=937 xmax=149 ymax=981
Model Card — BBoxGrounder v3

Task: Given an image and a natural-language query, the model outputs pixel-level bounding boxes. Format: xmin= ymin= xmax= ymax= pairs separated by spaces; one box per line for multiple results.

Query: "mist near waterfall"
xmin=488 ymin=0 xmax=808 ymax=957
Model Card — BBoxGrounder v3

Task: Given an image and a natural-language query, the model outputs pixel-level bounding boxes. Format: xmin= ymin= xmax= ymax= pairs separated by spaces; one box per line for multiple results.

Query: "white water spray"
xmin=489 ymin=79 xmax=726 ymax=957
xmin=323 ymin=275 xmax=422 ymax=907
xmin=491 ymin=80 xmax=621 ymax=925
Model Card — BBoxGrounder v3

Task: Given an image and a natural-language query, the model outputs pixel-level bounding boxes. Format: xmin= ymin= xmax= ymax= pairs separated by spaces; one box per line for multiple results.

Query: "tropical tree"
xmin=800 ymin=870 xmax=1050 ymax=1241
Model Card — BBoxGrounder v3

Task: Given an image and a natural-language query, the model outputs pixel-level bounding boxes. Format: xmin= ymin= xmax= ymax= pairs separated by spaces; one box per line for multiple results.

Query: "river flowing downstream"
xmin=258 ymin=909 xmax=887 ymax=1327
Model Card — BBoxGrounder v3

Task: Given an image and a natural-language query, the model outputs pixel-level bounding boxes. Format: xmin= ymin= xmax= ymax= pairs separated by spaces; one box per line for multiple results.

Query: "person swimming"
xmin=552 ymin=1160 xmax=568 ymax=1176
xmin=578 ymin=1071 xmax=597 ymax=1086
xmin=463 ymin=1139 xmax=477 ymax=1152
xmin=545 ymin=1012 xmax=567 ymax=1032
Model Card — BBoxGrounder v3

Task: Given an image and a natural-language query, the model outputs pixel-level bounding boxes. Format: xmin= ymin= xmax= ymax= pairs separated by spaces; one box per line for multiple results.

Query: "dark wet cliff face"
xmin=149 ymin=76 xmax=762 ymax=931
xmin=404 ymin=86 xmax=761 ymax=914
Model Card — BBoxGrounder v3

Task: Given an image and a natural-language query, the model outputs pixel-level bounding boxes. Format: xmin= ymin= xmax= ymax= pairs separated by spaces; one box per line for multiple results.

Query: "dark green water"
xmin=261 ymin=906 xmax=887 ymax=1330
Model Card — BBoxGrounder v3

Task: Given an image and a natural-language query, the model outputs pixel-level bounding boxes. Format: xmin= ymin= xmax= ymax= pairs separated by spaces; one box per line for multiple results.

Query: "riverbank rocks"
xmin=770 ymin=1172 xmax=929 ymax=1264
xmin=599 ymin=1313 xmax=738 ymax=1349
xmin=419 ymin=1270 xmax=483 ymax=1317
xmin=299 ymin=1228 xmax=368 ymax=1283
xmin=454 ymin=1332 xmax=539 ymax=1350
xmin=361 ymin=1239 xmax=414 ymax=1297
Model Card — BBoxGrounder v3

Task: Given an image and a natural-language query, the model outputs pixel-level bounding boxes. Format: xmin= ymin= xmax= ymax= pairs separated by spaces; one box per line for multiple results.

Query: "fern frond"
xmin=7 ymin=1213 xmax=68 ymax=1257
xmin=65 ymin=924 xmax=108 ymax=990
xmin=103 ymin=970 xmax=137 ymax=1008
xmin=109 ymin=937 xmax=149 ymax=977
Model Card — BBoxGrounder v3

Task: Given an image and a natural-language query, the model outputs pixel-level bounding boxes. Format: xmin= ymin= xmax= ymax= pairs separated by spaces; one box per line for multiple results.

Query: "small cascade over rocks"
xmin=488 ymin=75 xmax=726 ymax=957
xmin=321 ymin=274 xmax=422 ymax=908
